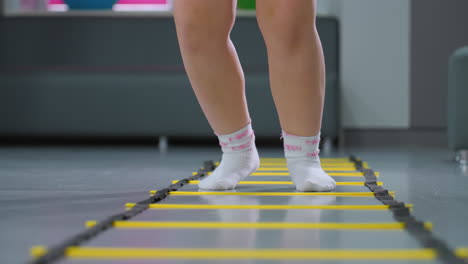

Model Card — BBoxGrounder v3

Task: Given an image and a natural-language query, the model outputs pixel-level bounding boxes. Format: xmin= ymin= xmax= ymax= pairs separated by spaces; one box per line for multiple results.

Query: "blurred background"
xmin=1 ymin=2 xmax=468 ymax=264
xmin=0 ymin=0 xmax=467 ymax=149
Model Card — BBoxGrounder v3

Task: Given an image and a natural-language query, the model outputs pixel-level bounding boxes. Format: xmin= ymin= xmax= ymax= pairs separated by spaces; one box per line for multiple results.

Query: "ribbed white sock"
xmin=198 ymin=123 xmax=260 ymax=190
xmin=281 ymin=131 xmax=336 ymax=192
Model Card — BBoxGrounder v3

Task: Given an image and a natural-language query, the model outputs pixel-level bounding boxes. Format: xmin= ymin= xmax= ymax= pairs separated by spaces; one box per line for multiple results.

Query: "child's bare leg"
xmin=256 ymin=0 xmax=335 ymax=191
xmin=174 ymin=0 xmax=259 ymax=190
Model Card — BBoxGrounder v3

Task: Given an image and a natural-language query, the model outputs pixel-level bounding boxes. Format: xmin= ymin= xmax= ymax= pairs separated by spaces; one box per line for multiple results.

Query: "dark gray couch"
xmin=0 ymin=16 xmax=340 ymax=142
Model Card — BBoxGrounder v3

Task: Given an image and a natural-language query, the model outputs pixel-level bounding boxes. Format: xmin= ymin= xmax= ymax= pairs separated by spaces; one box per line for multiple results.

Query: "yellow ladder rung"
xmin=85 ymin=220 xmax=432 ymax=230
xmin=149 ymin=190 xmax=394 ymax=197
xmin=174 ymin=180 xmax=383 ymax=186
xmin=32 ymin=247 xmax=467 ymax=260
xmin=125 ymin=203 xmax=412 ymax=210
xmin=192 ymin=171 xmax=380 ymax=176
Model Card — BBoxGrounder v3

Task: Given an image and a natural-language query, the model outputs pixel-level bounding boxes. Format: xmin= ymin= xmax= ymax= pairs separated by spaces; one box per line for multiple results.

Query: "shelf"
xmin=3 ymin=10 xmax=173 ymax=18
xmin=3 ymin=9 xmax=257 ymax=18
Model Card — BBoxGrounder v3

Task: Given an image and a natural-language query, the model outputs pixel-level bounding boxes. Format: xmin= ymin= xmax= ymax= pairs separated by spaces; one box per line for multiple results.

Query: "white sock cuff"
xmin=281 ymin=130 xmax=321 ymax=140
xmin=217 ymin=122 xmax=252 ymax=138
xmin=217 ymin=123 xmax=255 ymax=153
xmin=281 ymin=130 xmax=321 ymax=158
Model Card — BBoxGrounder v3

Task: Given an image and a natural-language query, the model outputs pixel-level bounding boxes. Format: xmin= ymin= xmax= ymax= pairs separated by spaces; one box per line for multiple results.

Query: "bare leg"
xmin=256 ymin=0 xmax=335 ymax=191
xmin=173 ymin=0 xmax=250 ymax=135
xmin=256 ymin=0 xmax=324 ymax=136
xmin=174 ymin=0 xmax=259 ymax=190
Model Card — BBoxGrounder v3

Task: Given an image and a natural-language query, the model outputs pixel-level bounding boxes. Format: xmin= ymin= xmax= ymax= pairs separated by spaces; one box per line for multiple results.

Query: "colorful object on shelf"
xmin=118 ymin=0 xmax=167 ymax=3
xmin=63 ymin=0 xmax=118 ymax=10
xmin=49 ymin=0 xmax=167 ymax=5
xmin=46 ymin=0 xmax=172 ymax=12
xmin=49 ymin=0 xmax=169 ymax=11
xmin=238 ymin=0 xmax=255 ymax=10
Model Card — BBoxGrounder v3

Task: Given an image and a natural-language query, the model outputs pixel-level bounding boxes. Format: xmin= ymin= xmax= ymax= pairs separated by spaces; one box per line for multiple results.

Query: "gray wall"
xmin=315 ymin=0 xmax=411 ymax=129
xmin=339 ymin=0 xmax=410 ymax=128
xmin=410 ymin=0 xmax=468 ymax=128
xmin=320 ymin=0 xmax=468 ymax=130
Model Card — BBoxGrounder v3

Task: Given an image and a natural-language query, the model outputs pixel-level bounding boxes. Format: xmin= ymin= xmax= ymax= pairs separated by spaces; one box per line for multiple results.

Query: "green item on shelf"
xmin=238 ymin=0 xmax=256 ymax=10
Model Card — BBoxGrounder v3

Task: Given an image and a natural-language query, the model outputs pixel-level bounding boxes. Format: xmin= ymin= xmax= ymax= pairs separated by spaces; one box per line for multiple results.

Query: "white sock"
xmin=281 ymin=131 xmax=336 ymax=192
xmin=198 ymin=123 xmax=260 ymax=190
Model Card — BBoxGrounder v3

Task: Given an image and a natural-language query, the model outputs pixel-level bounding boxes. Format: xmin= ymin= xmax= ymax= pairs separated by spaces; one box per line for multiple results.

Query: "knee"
xmin=259 ymin=12 xmax=317 ymax=51
xmin=176 ymin=13 xmax=234 ymax=53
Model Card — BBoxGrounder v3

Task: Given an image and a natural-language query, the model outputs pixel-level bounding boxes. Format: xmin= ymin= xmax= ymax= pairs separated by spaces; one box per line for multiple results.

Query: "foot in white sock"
xmin=281 ymin=131 xmax=336 ymax=192
xmin=198 ymin=123 xmax=260 ymax=190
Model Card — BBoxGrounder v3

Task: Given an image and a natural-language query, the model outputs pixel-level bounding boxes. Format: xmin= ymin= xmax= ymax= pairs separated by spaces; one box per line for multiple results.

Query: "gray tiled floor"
xmin=1 ymin=144 xmax=467 ymax=264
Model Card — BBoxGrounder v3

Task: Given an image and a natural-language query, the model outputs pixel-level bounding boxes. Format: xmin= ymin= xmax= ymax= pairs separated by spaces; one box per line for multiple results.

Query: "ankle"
xmin=281 ymin=130 xmax=321 ymax=159
xmin=217 ymin=123 xmax=256 ymax=154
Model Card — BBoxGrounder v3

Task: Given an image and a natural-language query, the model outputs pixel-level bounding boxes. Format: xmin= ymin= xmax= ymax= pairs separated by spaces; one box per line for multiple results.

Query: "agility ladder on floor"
xmin=29 ymin=157 xmax=468 ymax=264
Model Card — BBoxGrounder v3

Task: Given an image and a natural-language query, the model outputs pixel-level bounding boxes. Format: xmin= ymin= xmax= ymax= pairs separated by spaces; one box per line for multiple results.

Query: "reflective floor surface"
xmin=1 ymin=144 xmax=467 ymax=264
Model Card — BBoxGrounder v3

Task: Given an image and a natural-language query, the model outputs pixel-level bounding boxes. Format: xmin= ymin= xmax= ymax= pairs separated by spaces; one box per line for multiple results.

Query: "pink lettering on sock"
xmin=232 ymin=140 xmax=252 ymax=151
xmin=306 ymin=150 xmax=320 ymax=157
xmin=284 ymin=144 xmax=302 ymax=151
xmin=306 ymin=139 xmax=320 ymax=145
xmin=234 ymin=129 xmax=251 ymax=140
xmin=219 ymin=142 xmax=229 ymax=147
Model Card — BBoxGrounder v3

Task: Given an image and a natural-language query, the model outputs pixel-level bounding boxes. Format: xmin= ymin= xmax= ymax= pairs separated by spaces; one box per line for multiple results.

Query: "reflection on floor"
xmin=1 ymin=145 xmax=467 ymax=264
